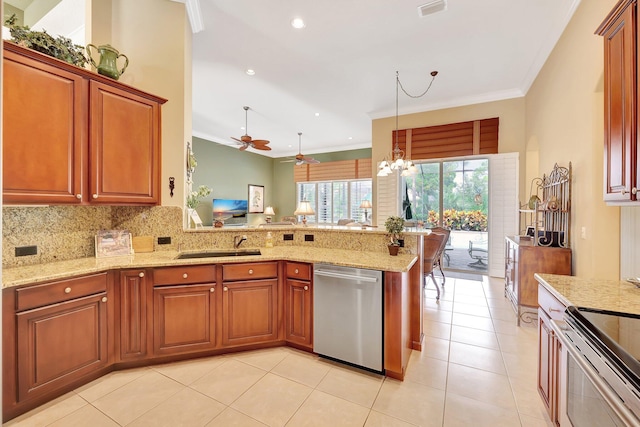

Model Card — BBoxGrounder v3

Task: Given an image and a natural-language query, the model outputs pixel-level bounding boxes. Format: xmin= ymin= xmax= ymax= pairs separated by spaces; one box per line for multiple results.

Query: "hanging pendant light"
xmin=378 ymin=70 xmax=438 ymax=177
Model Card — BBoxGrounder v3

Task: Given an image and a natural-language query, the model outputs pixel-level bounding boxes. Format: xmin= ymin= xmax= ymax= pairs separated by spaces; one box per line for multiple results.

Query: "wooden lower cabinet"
xmin=284 ymin=279 xmax=312 ymax=348
xmin=222 ymin=279 xmax=279 ymax=347
xmin=153 ymin=284 xmax=217 ymax=356
xmin=118 ymin=269 xmax=148 ymax=361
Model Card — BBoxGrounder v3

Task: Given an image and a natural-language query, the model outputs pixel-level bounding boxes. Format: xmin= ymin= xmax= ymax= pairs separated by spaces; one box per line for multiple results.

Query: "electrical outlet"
xmin=398 ymin=239 xmax=405 ymax=247
xmin=580 ymin=227 xmax=587 ymax=239
xmin=304 ymin=234 xmax=314 ymax=242
xmin=15 ymin=245 xmax=37 ymax=257
xmin=158 ymin=237 xmax=171 ymax=245
xmin=283 ymin=234 xmax=294 ymax=241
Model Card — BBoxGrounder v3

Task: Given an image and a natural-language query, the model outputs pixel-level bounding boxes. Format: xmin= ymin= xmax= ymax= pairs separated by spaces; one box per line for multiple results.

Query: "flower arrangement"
xmin=186 ymin=185 xmax=212 ymax=209
xmin=384 ymin=216 xmax=405 ymax=246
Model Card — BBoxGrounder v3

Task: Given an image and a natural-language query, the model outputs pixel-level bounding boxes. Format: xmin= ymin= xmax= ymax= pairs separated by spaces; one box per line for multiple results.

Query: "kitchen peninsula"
xmin=2 ymin=224 xmax=426 ymax=421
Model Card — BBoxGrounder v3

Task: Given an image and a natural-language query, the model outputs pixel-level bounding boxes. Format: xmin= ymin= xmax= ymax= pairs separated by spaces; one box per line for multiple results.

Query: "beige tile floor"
xmin=4 ymin=275 xmax=553 ymax=427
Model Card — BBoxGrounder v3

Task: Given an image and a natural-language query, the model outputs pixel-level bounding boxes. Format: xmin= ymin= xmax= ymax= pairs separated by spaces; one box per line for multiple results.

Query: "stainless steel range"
xmin=561 ymin=306 xmax=640 ymax=427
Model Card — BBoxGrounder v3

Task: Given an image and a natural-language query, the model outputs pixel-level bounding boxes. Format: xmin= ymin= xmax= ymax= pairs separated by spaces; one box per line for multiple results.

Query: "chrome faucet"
xmin=234 ymin=235 xmax=247 ymax=249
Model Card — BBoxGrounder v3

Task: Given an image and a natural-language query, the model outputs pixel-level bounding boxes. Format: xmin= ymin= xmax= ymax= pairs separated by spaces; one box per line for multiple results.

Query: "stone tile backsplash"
xmin=3 ymin=206 xmax=417 ymax=268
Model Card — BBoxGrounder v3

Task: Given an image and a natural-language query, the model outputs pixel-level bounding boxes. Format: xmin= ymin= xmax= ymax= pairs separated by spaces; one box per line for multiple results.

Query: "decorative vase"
xmin=388 ymin=245 xmax=400 ymax=256
xmin=86 ymin=44 xmax=129 ymax=80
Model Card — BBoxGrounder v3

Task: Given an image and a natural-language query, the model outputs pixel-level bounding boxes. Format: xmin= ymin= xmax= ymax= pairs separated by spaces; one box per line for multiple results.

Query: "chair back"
xmin=423 ymin=233 xmax=446 ymax=273
xmin=429 ymin=227 xmax=451 ymax=265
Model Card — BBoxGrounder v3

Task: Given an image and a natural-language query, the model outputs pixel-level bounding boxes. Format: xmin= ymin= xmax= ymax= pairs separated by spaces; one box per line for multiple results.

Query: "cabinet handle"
xmin=223 ymin=286 xmax=228 ymax=292
xmin=304 ymin=285 xmax=309 ymax=291
xmin=139 ymin=272 xmax=145 ymax=278
xmin=549 ymin=307 xmax=562 ymax=313
xmin=101 ymin=296 xmax=108 ymax=303
xmin=248 ymin=269 xmax=254 ymax=275
xmin=64 ymin=287 xmax=71 ymax=294
xmin=183 ymin=273 xmax=188 ymax=279
xmin=295 ymin=269 xmax=299 ymax=274
xmin=92 ymin=194 xmax=98 ymax=199
xmin=76 ymin=194 xmax=82 ymax=199
xmin=210 ymin=287 xmax=215 ymax=293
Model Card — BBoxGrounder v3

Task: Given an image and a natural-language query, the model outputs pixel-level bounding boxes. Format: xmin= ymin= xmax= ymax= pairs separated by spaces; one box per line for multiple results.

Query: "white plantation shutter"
xmin=376 ymin=172 xmax=401 ymax=227
xmin=488 ymin=153 xmax=519 ymax=277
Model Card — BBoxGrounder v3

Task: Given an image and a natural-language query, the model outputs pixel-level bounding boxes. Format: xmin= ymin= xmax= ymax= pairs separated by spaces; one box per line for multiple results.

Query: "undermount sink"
xmin=175 ymin=249 xmax=261 ymax=259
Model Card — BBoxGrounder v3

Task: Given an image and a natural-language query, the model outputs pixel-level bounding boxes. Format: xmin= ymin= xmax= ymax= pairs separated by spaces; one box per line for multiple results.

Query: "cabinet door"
xmin=284 ymin=279 xmax=312 ymax=348
xmin=153 ymin=284 xmax=216 ymax=355
xmin=119 ymin=270 xmax=148 ymax=361
xmin=89 ymin=81 xmax=161 ymax=205
xmin=601 ymin=3 xmax=638 ymax=202
xmin=537 ymin=308 xmax=554 ymax=418
xmin=2 ymin=49 xmax=87 ymax=204
xmin=16 ymin=293 xmax=108 ymax=402
xmin=222 ymin=279 xmax=278 ymax=347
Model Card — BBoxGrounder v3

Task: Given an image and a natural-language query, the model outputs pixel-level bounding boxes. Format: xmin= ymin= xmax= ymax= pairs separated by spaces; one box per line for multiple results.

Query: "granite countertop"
xmin=2 ymin=246 xmax=418 ymax=288
xmin=535 ymin=273 xmax=640 ymax=316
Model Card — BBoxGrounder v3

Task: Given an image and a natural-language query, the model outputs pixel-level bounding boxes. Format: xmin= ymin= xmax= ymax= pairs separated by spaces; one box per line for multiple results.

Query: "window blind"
xmin=294 ymin=158 xmax=372 ymax=183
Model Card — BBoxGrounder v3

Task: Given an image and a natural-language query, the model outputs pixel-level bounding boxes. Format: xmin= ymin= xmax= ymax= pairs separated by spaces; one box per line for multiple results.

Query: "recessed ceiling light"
xmin=291 ymin=17 xmax=305 ymax=29
xmin=315 ymin=112 xmax=320 ymax=117
xmin=246 ymin=69 xmax=255 ymax=76
xmin=348 ymin=137 xmax=353 ymax=140
xmin=288 ymin=144 xmax=292 ymax=148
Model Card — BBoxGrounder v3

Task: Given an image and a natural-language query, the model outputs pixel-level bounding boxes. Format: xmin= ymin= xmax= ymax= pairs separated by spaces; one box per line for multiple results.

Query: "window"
xmin=296 ymin=179 xmax=372 ymax=224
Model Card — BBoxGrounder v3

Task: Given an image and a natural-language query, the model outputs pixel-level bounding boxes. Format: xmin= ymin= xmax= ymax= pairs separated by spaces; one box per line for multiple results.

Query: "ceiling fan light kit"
xmin=231 ymin=106 xmax=272 ymax=151
xmin=281 ymin=132 xmax=320 ymax=165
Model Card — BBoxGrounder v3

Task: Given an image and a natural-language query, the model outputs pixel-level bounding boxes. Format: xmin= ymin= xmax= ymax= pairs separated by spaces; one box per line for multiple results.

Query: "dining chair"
xmin=429 ymin=227 xmax=451 ymax=286
xmin=424 ymin=232 xmax=447 ymax=300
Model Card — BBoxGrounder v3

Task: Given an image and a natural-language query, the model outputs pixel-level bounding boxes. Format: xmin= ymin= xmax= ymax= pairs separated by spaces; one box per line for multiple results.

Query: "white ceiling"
xmin=192 ymin=0 xmax=580 ymax=158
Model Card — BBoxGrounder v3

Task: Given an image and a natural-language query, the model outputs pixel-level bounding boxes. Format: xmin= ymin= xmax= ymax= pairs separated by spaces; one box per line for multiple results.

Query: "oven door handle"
xmin=564 ymin=334 xmax=640 ymax=426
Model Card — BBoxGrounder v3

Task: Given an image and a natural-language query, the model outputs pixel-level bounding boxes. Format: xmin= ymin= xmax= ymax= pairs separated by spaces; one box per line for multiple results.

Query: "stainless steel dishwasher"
xmin=313 ymin=264 xmax=383 ymax=372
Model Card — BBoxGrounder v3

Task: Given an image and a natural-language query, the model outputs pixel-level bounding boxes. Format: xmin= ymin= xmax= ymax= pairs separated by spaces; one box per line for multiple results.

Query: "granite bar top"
xmin=3 ymin=246 xmax=418 ymax=289
xmin=535 ymin=273 xmax=640 ymax=316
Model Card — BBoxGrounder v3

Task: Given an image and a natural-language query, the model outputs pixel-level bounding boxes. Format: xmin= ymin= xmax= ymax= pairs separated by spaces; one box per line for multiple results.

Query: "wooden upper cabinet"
xmin=2 ymin=42 xmax=166 ymax=205
xmin=89 ymin=81 xmax=161 ymax=204
xmin=2 ymin=46 xmax=87 ymax=204
xmin=597 ymin=0 xmax=639 ymax=202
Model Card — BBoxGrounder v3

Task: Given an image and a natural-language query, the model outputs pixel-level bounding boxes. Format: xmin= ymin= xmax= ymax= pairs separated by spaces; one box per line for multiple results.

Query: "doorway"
xmin=405 ymin=158 xmax=489 ymax=274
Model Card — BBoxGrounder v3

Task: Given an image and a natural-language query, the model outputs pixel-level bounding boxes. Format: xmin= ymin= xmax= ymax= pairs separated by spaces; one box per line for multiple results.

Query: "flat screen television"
xmin=212 ymin=199 xmax=248 ymax=226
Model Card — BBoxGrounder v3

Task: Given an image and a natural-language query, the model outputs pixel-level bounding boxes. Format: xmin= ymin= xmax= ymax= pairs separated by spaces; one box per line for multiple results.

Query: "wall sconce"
xmin=294 ymin=200 xmax=315 ymax=226
xmin=264 ymin=206 xmax=275 ymax=223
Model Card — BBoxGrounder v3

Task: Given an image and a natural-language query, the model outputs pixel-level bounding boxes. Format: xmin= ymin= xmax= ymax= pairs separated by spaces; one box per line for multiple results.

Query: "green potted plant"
xmin=384 ymin=216 xmax=405 ymax=256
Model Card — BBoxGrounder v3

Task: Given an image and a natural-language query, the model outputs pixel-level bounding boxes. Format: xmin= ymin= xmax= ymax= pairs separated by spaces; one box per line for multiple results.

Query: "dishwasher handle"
xmin=314 ymin=269 xmax=379 ymax=283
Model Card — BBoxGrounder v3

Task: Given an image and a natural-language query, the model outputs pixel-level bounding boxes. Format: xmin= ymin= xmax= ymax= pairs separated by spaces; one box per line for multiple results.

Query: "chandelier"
xmin=378 ymin=70 xmax=438 ymax=177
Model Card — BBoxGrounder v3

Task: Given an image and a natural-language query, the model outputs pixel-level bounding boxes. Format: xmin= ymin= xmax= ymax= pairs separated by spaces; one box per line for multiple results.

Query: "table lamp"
xmin=359 ymin=200 xmax=372 ymax=224
xmin=264 ymin=206 xmax=275 ymax=223
xmin=294 ymin=200 xmax=315 ymax=226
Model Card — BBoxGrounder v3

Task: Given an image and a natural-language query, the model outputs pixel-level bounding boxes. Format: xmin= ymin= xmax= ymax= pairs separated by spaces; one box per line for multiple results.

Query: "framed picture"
xmin=248 ymin=184 xmax=264 ymax=213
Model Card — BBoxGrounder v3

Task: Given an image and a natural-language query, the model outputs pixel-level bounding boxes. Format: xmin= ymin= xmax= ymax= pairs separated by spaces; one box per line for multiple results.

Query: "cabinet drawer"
xmin=286 ymin=262 xmax=311 ymax=281
xmin=16 ymin=273 xmax=107 ymax=312
xmin=538 ymin=284 xmax=566 ymax=320
xmin=153 ymin=265 xmax=216 ymax=286
xmin=223 ymin=262 xmax=278 ymax=281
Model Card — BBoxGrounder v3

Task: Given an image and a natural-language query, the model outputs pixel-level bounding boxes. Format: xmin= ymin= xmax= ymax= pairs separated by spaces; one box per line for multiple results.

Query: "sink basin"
xmin=175 ymin=249 xmax=261 ymax=259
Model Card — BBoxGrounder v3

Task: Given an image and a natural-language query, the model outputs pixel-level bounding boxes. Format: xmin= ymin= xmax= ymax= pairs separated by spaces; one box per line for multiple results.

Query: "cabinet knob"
xmin=210 ymin=287 xmax=215 ymax=293
xmin=223 ymin=286 xmax=228 ymax=292
xmin=633 ymin=187 xmax=638 ymax=195
xmin=138 ymin=272 xmax=145 ymax=278
xmin=248 ymin=269 xmax=254 ymax=275
xmin=76 ymin=194 xmax=82 ymax=199
xmin=64 ymin=287 xmax=71 ymax=294
xmin=101 ymin=296 xmax=108 ymax=303
xmin=304 ymin=285 xmax=309 ymax=291
xmin=92 ymin=194 xmax=98 ymax=199
xmin=183 ymin=273 xmax=188 ymax=279
xmin=295 ymin=269 xmax=299 ymax=274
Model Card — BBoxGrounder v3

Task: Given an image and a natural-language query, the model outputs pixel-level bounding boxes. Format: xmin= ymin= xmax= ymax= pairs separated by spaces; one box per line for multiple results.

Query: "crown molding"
xmin=170 ymin=0 xmax=204 ymax=33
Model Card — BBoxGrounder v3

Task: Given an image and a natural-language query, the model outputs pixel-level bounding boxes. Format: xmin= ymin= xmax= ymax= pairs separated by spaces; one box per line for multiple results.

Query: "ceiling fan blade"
xmin=281 ymin=159 xmax=296 ymax=163
xmin=239 ymin=144 xmax=248 ymax=151
xmin=251 ymin=139 xmax=270 ymax=145
xmin=231 ymin=136 xmax=244 ymax=143
xmin=302 ymin=156 xmax=320 ymax=164
xmin=254 ymin=145 xmax=272 ymax=151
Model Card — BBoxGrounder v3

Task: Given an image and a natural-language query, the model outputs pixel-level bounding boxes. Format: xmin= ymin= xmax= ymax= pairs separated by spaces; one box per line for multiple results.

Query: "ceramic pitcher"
xmin=86 ymin=44 xmax=129 ymax=80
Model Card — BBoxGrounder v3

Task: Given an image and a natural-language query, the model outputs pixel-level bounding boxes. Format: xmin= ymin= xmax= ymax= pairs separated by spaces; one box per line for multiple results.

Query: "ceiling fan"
xmin=282 ymin=132 xmax=320 ymax=165
xmin=231 ymin=106 xmax=271 ymax=151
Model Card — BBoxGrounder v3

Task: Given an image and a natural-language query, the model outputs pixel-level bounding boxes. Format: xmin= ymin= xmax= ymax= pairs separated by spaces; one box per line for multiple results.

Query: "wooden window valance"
xmin=294 ymin=158 xmax=372 ymax=182
xmin=393 ymin=117 xmax=499 ymax=160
